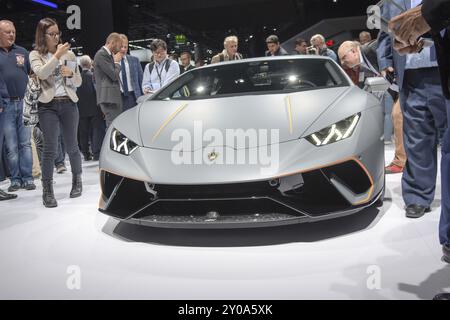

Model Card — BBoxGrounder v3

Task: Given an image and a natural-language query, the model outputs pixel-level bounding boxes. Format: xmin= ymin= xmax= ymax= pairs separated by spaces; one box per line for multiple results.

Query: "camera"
xmin=384 ymin=69 xmax=396 ymax=85
xmin=306 ymin=46 xmax=317 ymax=55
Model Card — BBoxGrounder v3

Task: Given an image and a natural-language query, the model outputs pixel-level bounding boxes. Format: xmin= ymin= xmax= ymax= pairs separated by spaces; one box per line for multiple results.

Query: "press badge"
xmin=359 ymin=72 xmax=365 ymax=83
xmin=16 ymin=54 xmax=25 ymax=67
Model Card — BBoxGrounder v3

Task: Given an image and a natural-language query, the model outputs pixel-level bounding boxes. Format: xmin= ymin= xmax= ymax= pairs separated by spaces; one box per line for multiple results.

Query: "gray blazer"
xmin=93 ymin=47 xmax=121 ymax=105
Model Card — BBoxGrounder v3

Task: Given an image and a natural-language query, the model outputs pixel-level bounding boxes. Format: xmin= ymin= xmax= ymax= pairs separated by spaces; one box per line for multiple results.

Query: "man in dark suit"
xmin=77 ymin=55 xmax=105 ymax=161
xmin=93 ymin=33 xmax=123 ymax=127
xmin=119 ymin=34 xmax=144 ymax=111
xmin=388 ymin=0 xmax=450 ymax=300
xmin=179 ymin=51 xmax=195 ymax=74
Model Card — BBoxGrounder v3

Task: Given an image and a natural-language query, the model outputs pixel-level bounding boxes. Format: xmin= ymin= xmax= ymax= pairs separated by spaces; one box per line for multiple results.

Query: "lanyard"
xmin=155 ymin=60 xmax=166 ymax=87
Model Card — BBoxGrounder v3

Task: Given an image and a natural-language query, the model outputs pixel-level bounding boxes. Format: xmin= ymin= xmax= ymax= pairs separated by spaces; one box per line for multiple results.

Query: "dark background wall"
xmin=78 ymin=0 xmax=129 ymax=57
xmin=0 ymin=0 xmax=379 ymax=57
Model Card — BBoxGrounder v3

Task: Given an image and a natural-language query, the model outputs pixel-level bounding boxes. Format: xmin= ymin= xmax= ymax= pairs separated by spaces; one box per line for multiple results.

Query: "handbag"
xmin=23 ymin=72 xmax=41 ymax=127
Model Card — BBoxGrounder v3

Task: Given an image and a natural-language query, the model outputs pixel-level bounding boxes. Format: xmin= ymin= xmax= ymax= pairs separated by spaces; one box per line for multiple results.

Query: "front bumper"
xmin=99 ymin=158 xmax=384 ymax=229
xmin=99 ymin=104 xmax=385 ymax=228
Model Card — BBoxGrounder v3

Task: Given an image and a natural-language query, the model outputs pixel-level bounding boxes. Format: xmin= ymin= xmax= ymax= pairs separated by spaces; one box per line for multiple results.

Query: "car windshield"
xmin=152 ymin=58 xmax=350 ymax=101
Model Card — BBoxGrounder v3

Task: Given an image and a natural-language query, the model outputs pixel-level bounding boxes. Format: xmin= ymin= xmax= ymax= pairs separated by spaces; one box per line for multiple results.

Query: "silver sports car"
xmin=99 ymin=56 xmax=385 ymax=228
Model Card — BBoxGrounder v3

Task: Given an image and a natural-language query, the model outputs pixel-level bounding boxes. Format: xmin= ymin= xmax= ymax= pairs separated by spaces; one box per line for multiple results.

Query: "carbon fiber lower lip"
xmin=99 ymin=156 xmax=384 ymax=229
xmin=99 ymin=190 xmax=382 ymax=229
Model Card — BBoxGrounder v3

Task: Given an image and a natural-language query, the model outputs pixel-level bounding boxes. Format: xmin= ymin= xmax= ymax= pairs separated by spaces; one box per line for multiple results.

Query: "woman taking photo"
xmin=30 ymin=18 xmax=82 ymax=208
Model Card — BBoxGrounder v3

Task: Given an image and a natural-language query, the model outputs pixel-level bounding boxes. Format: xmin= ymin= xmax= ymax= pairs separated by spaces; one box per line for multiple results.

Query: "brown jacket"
xmin=30 ymin=50 xmax=82 ymax=103
xmin=211 ymin=50 xmax=243 ymax=64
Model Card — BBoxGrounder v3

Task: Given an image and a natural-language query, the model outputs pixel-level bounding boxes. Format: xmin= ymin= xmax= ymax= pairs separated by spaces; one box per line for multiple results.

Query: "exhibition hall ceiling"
xmin=0 ymin=0 xmax=378 ymax=51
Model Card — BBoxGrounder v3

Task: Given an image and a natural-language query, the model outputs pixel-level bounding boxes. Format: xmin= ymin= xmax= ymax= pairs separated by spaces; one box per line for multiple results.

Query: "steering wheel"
xmin=285 ymin=79 xmax=317 ymax=90
xmin=297 ymin=80 xmax=317 ymax=88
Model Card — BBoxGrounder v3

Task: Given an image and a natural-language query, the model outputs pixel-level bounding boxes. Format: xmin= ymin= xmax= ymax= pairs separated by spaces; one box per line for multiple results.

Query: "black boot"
xmin=70 ymin=173 xmax=82 ymax=198
xmin=42 ymin=179 xmax=57 ymax=208
xmin=0 ymin=189 xmax=18 ymax=201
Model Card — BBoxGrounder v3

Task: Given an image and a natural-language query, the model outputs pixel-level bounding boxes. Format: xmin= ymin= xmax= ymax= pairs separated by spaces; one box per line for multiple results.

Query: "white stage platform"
xmin=0 ymin=145 xmax=448 ymax=299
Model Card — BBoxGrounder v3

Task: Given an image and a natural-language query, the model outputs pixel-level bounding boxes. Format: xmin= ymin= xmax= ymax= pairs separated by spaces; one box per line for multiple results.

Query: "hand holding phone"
xmin=60 ymin=65 xmax=73 ymax=78
xmin=55 ymin=43 xmax=70 ymax=59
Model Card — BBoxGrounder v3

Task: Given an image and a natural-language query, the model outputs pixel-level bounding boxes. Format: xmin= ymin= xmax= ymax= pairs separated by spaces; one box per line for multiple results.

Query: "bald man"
xmin=338 ymin=41 xmax=380 ymax=87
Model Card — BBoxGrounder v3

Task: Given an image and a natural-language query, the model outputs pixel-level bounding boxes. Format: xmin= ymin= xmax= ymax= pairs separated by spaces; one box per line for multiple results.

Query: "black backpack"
xmin=147 ymin=59 xmax=171 ymax=74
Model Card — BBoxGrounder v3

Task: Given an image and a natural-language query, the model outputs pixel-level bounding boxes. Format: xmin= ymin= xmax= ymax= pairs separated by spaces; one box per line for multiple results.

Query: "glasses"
xmin=153 ymin=49 xmax=166 ymax=56
xmin=45 ymin=32 xmax=61 ymax=38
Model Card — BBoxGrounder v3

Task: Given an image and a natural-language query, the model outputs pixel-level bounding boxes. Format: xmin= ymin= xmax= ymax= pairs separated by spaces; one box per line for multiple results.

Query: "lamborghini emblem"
xmin=208 ymin=151 xmax=219 ymax=162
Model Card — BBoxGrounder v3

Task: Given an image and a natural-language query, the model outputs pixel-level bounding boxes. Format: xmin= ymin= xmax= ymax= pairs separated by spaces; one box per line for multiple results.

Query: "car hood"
xmin=138 ymin=87 xmax=351 ymax=151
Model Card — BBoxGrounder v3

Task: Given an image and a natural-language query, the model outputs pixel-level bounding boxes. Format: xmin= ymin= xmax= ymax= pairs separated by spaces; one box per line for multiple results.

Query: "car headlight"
xmin=305 ymin=113 xmax=361 ymax=147
xmin=110 ymin=129 xmax=138 ymax=155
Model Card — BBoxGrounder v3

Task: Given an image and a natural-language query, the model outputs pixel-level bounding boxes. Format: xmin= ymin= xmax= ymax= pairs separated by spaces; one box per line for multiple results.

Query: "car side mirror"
xmin=364 ymin=77 xmax=390 ymax=100
xmin=364 ymin=77 xmax=390 ymax=93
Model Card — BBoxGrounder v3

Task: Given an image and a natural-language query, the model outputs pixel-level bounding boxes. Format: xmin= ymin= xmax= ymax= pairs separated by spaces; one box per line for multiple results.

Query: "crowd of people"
xmin=0 ymin=0 xmax=449 ymax=298
xmin=0 ymin=18 xmax=345 ymax=206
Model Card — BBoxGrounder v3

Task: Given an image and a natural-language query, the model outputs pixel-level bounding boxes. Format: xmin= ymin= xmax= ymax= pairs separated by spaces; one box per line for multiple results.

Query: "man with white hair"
xmin=310 ymin=34 xmax=338 ymax=62
xmin=211 ymin=36 xmax=243 ymax=64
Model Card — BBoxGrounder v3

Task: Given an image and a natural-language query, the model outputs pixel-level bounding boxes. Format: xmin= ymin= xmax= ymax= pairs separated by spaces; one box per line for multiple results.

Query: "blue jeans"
xmin=3 ymin=99 xmax=33 ymax=185
xmin=440 ymin=100 xmax=450 ymax=245
xmin=0 ymin=101 xmax=6 ymax=182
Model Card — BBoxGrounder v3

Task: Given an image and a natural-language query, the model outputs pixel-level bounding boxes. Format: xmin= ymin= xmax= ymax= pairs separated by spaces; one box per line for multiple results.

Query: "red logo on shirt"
xmin=16 ymin=54 xmax=25 ymax=67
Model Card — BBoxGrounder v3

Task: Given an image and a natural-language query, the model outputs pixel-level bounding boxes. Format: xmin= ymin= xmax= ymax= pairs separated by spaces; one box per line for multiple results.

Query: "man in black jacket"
xmin=389 ymin=0 xmax=450 ymax=300
xmin=78 ymin=55 xmax=105 ymax=161
xmin=179 ymin=51 xmax=195 ymax=74
xmin=265 ymin=35 xmax=289 ymax=56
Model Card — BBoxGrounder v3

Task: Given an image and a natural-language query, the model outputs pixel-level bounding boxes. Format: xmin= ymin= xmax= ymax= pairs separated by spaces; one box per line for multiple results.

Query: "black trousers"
xmin=121 ymin=92 xmax=137 ymax=112
xmin=38 ymin=99 xmax=82 ymax=180
xmin=99 ymin=103 xmax=122 ymax=128
xmin=79 ymin=115 xmax=106 ymax=158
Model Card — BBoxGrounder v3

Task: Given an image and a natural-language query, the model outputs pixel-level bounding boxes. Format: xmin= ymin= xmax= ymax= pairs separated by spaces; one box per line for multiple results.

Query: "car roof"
xmin=196 ymin=55 xmax=337 ymax=71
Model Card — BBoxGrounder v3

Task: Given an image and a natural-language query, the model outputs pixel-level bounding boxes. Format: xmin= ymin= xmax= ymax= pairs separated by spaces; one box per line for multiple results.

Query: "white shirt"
xmin=47 ymin=52 xmax=67 ymax=97
xmin=103 ymin=46 xmax=112 ymax=56
xmin=103 ymin=46 xmax=120 ymax=65
xmin=410 ymin=0 xmax=421 ymax=8
xmin=119 ymin=56 xmax=134 ymax=93
xmin=142 ymin=58 xmax=180 ymax=92
xmin=405 ymin=0 xmax=438 ymax=70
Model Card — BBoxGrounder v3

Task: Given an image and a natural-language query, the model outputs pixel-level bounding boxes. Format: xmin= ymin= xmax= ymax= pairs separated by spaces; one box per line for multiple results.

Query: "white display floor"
xmin=0 ymin=145 xmax=449 ymax=299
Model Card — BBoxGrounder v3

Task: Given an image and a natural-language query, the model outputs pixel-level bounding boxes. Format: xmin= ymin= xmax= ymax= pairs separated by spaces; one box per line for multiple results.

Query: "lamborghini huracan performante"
xmin=99 ymin=56 xmax=386 ymax=228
